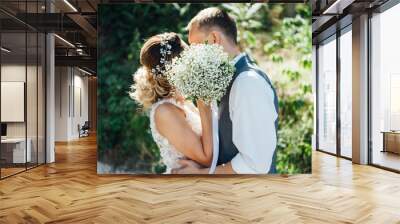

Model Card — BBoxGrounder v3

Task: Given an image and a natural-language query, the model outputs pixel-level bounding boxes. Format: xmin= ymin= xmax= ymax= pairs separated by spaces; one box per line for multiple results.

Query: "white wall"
xmin=1 ymin=65 xmax=26 ymax=141
xmin=1 ymin=65 xmax=38 ymax=137
xmin=55 ymin=66 xmax=68 ymax=141
xmin=1 ymin=65 xmax=26 ymax=131
xmin=72 ymin=72 xmax=89 ymax=138
xmin=55 ymin=67 xmax=89 ymax=141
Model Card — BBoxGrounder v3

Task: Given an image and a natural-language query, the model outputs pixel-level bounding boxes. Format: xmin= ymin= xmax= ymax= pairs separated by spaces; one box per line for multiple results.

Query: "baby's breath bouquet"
xmin=166 ymin=44 xmax=235 ymax=103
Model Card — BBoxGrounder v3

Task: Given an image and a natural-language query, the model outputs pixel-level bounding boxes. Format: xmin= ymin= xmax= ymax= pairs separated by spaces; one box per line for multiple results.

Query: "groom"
xmin=173 ymin=7 xmax=279 ymax=174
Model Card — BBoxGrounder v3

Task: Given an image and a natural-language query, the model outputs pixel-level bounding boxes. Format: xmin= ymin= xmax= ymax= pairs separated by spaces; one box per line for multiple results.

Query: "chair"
xmin=78 ymin=121 xmax=90 ymax=138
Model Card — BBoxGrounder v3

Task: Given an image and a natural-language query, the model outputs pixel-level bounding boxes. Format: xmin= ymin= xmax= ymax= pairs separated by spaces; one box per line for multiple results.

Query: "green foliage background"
xmin=98 ymin=3 xmax=312 ymax=174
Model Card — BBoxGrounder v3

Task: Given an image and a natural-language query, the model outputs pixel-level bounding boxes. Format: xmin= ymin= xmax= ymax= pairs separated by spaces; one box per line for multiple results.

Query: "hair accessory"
xmin=151 ymin=34 xmax=172 ymax=76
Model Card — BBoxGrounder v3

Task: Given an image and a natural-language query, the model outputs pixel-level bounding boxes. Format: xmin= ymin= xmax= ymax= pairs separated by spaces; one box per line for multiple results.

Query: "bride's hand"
xmin=196 ymin=99 xmax=211 ymax=111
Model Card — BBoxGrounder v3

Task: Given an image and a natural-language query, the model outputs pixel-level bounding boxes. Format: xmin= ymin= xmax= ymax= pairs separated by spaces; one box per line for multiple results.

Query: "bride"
xmin=129 ymin=32 xmax=213 ymax=173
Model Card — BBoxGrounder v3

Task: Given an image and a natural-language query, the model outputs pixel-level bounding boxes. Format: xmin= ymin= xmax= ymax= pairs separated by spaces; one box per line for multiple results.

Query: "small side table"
xmin=381 ymin=131 xmax=400 ymax=155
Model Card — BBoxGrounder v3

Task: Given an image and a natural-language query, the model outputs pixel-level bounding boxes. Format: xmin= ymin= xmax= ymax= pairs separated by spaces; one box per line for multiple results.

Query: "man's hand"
xmin=171 ymin=159 xmax=208 ymax=174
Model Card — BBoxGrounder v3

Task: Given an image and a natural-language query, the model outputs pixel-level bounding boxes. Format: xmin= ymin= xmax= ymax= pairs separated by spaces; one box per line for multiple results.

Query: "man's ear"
xmin=211 ymin=31 xmax=221 ymax=44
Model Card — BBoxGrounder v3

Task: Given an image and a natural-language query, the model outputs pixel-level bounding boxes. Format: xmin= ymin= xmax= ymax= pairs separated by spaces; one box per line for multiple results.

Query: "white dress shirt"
xmin=229 ymin=53 xmax=278 ymax=174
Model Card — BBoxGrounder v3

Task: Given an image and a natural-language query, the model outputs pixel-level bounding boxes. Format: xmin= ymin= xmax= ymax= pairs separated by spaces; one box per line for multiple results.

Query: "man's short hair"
xmin=188 ymin=7 xmax=237 ymax=44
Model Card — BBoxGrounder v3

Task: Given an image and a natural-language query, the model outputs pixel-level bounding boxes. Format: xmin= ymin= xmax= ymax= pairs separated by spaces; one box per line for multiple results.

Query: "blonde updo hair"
xmin=130 ymin=33 xmax=187 ymax=109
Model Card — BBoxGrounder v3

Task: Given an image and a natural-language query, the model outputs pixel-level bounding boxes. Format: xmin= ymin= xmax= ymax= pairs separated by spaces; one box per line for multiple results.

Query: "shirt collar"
xmin=232 ymin=52 xmax=246 ymax=65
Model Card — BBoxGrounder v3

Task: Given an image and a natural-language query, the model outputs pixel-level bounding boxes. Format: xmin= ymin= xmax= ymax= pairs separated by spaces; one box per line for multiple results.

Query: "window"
xmin=370 ymin=3 xmax=400 ymax=171
xmin=339 ymin=27 xmax=352 ymax=158
xmin=0 ymin=2 xmax=46 ymax=179
xmin=318 ymin=36 xmax=337 ymax=154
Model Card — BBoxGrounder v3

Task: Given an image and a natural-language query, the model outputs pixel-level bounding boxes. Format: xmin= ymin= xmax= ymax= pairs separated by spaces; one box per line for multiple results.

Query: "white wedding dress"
xmin=149 ymin=98 xmax=202 ymax=173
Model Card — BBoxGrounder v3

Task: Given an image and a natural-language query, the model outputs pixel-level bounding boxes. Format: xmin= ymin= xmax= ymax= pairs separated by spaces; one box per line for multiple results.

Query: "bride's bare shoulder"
xmin=154 ymin=102 xmax=185 ymax=124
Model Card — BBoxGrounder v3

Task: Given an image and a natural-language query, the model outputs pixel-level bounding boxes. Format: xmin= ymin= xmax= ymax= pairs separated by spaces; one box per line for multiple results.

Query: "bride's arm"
xmin=155 ymin=103 xmax=212 ymax=166
xmin=196 ymin=100 xmax=213 ymax=166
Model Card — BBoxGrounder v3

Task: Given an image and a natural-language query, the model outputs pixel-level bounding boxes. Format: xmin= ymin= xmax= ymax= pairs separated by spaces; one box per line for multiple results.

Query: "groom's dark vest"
xmin=217 ymin=54 xmax=279 ymax=174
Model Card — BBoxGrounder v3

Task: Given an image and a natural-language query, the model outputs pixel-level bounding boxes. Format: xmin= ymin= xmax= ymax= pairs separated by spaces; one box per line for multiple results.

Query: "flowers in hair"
xmin=151 ymin=34 xmax=173 ymax=76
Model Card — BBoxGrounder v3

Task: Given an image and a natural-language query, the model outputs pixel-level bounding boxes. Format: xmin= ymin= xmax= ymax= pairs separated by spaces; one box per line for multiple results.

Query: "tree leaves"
xmin=260 ymin=5 xmax=312 ymax=174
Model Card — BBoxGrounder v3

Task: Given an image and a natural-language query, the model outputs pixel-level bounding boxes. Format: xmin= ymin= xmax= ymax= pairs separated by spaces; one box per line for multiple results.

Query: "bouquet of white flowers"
xmin=166 ymin=44 xmax=235 ymax=103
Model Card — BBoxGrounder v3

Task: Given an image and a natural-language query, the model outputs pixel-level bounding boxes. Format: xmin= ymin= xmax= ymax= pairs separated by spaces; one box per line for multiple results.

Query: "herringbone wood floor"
xmin=1 ymin=135 xmax=400 ymax=224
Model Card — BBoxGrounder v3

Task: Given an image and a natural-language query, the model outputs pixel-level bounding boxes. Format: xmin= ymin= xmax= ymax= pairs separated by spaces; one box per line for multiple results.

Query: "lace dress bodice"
xmin=149 ymin=98 xmax=202 ymax=173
